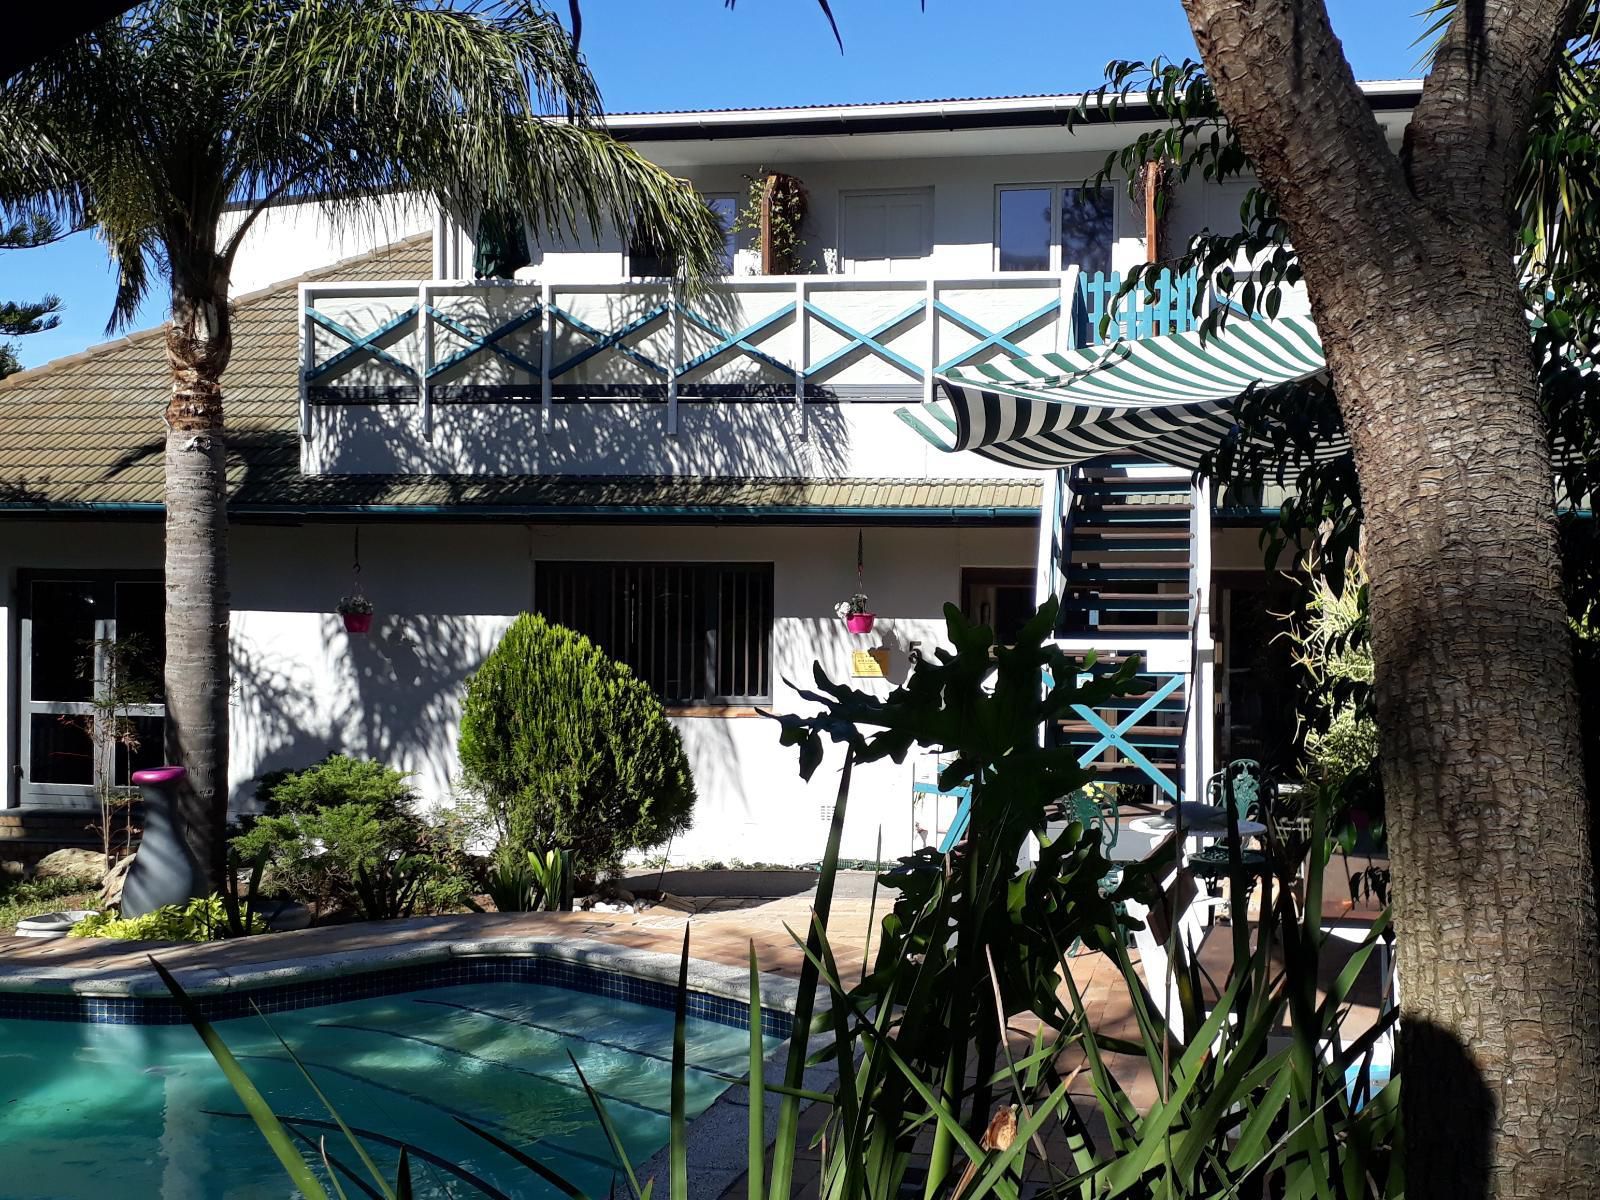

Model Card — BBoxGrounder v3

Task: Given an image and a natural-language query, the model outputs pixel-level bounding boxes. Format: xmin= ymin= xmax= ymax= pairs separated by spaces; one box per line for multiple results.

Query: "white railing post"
xmin=666 ymin=284 xmax=682 ymax=437
xmin=923 ymin=278 xmax=937 ymax=406
xmin=540 ymin=281 xmax=554 ymax=431
xmin=418 ymin=281 xmax=433 ymax=439
xmin=1058 ymin=265 xmax=1082 ymax=352
xmin=794 ymin=278 xmax=808 ymax=416
xmin=298 ymin=284 xmax=313 ymax=447
xmin=1187 ymin=474 xmax=1216 ymax=802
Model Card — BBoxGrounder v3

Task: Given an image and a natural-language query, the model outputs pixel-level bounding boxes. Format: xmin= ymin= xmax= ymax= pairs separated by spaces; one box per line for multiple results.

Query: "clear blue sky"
xmin=3 ymin=1 xmax=1429 ymax=370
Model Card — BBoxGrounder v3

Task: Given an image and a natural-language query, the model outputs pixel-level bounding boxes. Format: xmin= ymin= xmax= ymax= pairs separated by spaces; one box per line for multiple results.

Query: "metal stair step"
xmin=1077 ymin=479 xmax=1193 ymax=498
xmin=1072 ymin=528 xmax=1192 ymax=541
xmin=1074 ymin=510 xmax=1193 ymax=527
xmin=1062 ymin=592 xmax=1192 ymax=612
xmin=1081 ymin=630 xmax=1196 ymax=640
xmin=1066 ymin=563 xmax=1191 ymax=583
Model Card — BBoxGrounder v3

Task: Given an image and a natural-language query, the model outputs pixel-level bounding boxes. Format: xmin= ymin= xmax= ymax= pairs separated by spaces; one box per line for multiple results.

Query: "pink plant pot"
xmin=845 ymin=612 xmax=876 ymax=634
xmin=342 ymin=611 xmax=374 ymax=634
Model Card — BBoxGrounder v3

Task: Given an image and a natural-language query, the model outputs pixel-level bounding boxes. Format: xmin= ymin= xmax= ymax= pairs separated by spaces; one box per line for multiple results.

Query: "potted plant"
xmin=837 ymin=592 xmax=875 ymax=635
xmin=338 ymin=593 xmax=374 ymax=634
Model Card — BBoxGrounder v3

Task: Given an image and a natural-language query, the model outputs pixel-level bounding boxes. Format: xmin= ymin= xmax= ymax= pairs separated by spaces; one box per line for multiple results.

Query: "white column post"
xmin=418 ymin=282 xmax=433 ymax=439
xmin=540 ymin=281 xmax=554 ymax=431
xmin=923 ymin=278 xmax=937 ymax=406
xmin=298 ymin=284 xmax=314 ymax=455
xmin=794 ymin=278 xmax=808 ymax=417
xmin=1187 ymin=474 xmax=1216 ymax=802
xmin=666 ymin=284 xmax=682 ymax=437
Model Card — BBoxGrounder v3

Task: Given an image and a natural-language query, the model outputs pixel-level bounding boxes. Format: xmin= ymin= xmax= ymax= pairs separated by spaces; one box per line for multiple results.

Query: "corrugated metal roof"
xmin=0 ymin=238 xmax=1039 ymax=520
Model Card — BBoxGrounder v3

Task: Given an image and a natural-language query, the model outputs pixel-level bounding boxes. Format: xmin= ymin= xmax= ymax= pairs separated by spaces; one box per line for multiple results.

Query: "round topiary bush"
xmin=457 ymin=614 xmax=696 ymax=877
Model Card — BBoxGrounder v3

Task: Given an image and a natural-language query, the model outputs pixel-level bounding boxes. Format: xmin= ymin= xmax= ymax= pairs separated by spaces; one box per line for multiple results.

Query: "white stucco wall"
xmin=1 ymin=519 xmax=1037 ymax=865
xmin=222 ymin=193 xmax=435 ymax=295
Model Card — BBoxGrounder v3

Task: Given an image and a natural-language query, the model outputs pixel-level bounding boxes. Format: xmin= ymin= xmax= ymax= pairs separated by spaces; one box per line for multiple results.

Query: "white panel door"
xmin=840 ymin=189 xmax=933 ymax=275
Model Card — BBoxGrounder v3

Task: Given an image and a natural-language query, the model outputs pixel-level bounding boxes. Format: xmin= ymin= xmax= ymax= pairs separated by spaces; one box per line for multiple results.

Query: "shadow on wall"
xmin=229 ymin=613 xmax=502 ymax=810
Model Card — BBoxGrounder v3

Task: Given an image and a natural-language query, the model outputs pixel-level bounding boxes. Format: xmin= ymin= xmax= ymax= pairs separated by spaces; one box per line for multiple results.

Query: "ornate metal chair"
xmin=1188 ymin=759 xmax=1272 ymax=900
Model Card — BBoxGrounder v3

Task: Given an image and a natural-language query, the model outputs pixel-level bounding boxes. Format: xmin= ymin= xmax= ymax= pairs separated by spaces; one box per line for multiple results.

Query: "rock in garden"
xmin=99 ymin=855 xmax=135 ymax=906
xmin=33 ymin=848 xmax=107 ymax=882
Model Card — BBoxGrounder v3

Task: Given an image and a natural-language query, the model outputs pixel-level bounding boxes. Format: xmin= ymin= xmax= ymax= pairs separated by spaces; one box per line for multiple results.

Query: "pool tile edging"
xmin=0 ymin=936 xmax=802 ymax=1038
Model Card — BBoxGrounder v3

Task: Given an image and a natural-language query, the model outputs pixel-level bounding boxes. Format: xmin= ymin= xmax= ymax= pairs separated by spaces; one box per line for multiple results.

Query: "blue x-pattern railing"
xmin=1069 ymin=671 xmax=1186 ymax=798
xmin=306 ymin=307 xmax=420 ymax=385
xmin=305 ymin=285 xmax=1097 ymax=393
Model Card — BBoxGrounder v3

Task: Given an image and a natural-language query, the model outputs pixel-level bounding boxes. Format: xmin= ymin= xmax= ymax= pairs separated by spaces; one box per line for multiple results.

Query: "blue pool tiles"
xmin=0 ymin=956 xmax=792 ymax=1038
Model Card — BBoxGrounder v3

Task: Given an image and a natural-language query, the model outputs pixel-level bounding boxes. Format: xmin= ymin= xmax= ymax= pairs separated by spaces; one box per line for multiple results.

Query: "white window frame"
xmin=17 ymin=572 xmax=165 ymax=810
xmin=993 ymin=181 xmax=1121 ymax=273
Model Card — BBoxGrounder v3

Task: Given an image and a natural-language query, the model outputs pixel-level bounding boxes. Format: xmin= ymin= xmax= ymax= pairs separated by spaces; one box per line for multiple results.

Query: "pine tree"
xmin=0 ymin=213 xmax=63 ymax=378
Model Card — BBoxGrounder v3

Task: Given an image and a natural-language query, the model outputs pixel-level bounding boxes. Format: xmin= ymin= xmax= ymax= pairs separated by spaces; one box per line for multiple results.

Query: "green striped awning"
xmin=899 ymin=315 xmax=1338 ymax=471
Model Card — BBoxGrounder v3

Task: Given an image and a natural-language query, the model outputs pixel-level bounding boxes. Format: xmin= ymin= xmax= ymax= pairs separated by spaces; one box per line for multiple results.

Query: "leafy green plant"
xmin=231 ymin=755 xmax=474 ymax=921
xmin=458 ymin=614 xmax=696 ymax=880
xmin=1284 ymin=555 xmax=1384 ymax=850
xmin=71 ymin=895 xmax=264 ymax=942
xmin=731 ymin=168 xmax=812 ymax=274
xmin=484 ymin=845 xmax=574 ymax=912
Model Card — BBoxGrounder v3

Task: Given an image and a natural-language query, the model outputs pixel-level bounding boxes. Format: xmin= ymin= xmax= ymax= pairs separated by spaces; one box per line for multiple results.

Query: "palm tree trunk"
xmin=1337 ymin=247 xmax=1600 ymax=1199
xmin=163 ymin=277 xmax=232 ymax=895
xmin=1176 ymin=0 xmax=1600 ymax=1193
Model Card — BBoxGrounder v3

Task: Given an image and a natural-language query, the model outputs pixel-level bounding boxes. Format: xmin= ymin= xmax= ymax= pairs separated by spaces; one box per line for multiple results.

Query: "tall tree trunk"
xmin=1179 ymin=1 xmax=1600 ymax=1194
xmin=163 ymin=270 xmax=232 ymax=895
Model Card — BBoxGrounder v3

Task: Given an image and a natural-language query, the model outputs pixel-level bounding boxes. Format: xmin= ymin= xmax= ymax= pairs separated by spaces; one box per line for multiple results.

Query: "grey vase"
xmin=120 ymin=766 xmax=206 ymax=918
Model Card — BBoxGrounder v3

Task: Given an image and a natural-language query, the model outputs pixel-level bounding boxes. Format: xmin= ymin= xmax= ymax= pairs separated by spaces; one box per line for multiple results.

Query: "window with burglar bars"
xmin=534 ymin=561 xmax=774 ymax=705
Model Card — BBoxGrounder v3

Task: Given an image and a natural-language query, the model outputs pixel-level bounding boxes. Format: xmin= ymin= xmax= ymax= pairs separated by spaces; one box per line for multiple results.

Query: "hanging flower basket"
xmin=837 ymin=589 xmax=874 ymax=634
xmin=338 ymin=593 xmax=374 ymax=635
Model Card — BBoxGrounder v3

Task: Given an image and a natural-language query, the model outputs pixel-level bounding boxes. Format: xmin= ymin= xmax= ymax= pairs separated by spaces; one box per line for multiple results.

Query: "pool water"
xmin=0 ymin=982 xmax=776 ymax=1199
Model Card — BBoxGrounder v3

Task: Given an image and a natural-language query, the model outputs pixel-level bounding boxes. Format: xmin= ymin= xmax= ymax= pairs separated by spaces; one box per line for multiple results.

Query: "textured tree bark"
xmin=163 ymin=265 xmax=232 ymax=895
xmin=1177 ymin=0 xmax=1600 ymax=1195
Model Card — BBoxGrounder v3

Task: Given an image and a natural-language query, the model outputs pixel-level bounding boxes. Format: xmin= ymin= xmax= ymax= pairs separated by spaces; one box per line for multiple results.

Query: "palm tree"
xmin=0 ymin=0 xmax=724 ymax=894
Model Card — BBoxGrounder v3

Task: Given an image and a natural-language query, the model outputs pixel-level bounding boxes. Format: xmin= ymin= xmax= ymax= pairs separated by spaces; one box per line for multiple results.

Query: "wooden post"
xmin=1144 ymin=161 xmax=1162 ymax=264
xmin=759 ymin=174 xmax=777 ymax=276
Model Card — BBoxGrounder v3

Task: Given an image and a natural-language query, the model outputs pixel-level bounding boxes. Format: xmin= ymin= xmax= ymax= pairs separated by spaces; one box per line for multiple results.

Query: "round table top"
xmin=1157 ymin=802 xmax=1268 ymax=836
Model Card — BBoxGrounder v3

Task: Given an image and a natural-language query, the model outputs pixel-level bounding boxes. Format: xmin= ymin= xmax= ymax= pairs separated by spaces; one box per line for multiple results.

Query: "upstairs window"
xmin=535 ymin=561 xmax=774 ymax=705
xmin=996 ymin=184 xmax=1116 ymax=276
xmin=630 ymin=193 xmax=739 ymax=278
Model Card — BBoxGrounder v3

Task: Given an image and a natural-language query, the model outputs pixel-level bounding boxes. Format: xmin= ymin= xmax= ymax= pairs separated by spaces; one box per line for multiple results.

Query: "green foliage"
xmin=0 ymin=874 xmax=100 ymax=934
xmin=232 ymin=755 xmax=475 ymax=921
xmin=1285 ymin=557 xmax=1384 ymax=848
xmin=0 ymin=211 xmax=63 ymax=379
xmin=485 ymin=845 xmax=573 ymax=913
xmin=731 ymin=168 xmax=812 ymax=273
xmin=458 ymin=614 xmax=696 ymax=878
xmin=71 ymin=895 xmax=264 ymax=942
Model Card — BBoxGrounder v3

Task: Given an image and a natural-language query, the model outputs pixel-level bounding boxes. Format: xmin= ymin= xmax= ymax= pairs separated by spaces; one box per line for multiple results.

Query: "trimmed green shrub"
xmin=458 ymin=614 xmax=696 ymax=877
xmin=232 ymin=755 xmax=475 ymax=921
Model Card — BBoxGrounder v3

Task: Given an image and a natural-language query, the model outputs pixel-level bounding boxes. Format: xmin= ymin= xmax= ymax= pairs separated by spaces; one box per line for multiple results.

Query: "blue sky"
xmin=3 ymin=1 xmax=1430 ymax=370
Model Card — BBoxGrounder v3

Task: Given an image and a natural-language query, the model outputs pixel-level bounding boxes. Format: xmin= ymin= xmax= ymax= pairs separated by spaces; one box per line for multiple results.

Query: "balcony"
xmin=298 ymin=268 xmax=1198 ymax=478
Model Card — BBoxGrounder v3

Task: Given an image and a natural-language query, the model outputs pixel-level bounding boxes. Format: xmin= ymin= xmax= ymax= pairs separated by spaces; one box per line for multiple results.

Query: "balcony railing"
xmin=298 ymin=267 xmax=1200 ymax=440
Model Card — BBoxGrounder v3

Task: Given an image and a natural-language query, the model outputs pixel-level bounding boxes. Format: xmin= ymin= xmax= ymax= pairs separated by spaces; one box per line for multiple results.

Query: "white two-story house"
xmin=0 ymin=84 xmax=1421 ymax=866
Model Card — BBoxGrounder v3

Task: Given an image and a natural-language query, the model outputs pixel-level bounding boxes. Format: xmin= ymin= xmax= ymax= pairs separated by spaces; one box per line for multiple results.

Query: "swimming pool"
xmin=0 ymin=975 xmax=781 ymax=1198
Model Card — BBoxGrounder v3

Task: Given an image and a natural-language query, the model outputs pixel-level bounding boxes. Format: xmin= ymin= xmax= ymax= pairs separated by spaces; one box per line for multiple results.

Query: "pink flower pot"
xmin=342 ymin=611 xmax=374 ymax=634
xmin=845 ymin=612 xmax=876 ymax=634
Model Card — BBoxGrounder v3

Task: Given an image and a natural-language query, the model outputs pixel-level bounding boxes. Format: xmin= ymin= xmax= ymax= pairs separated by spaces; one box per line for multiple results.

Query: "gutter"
xmin=0 ymin=501 xmax=1039 ymax=525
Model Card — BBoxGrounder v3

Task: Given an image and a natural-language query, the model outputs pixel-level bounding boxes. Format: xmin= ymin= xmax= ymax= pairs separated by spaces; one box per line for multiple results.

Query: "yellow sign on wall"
xmin=851 ymin=648 xmax=890 ymax=678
